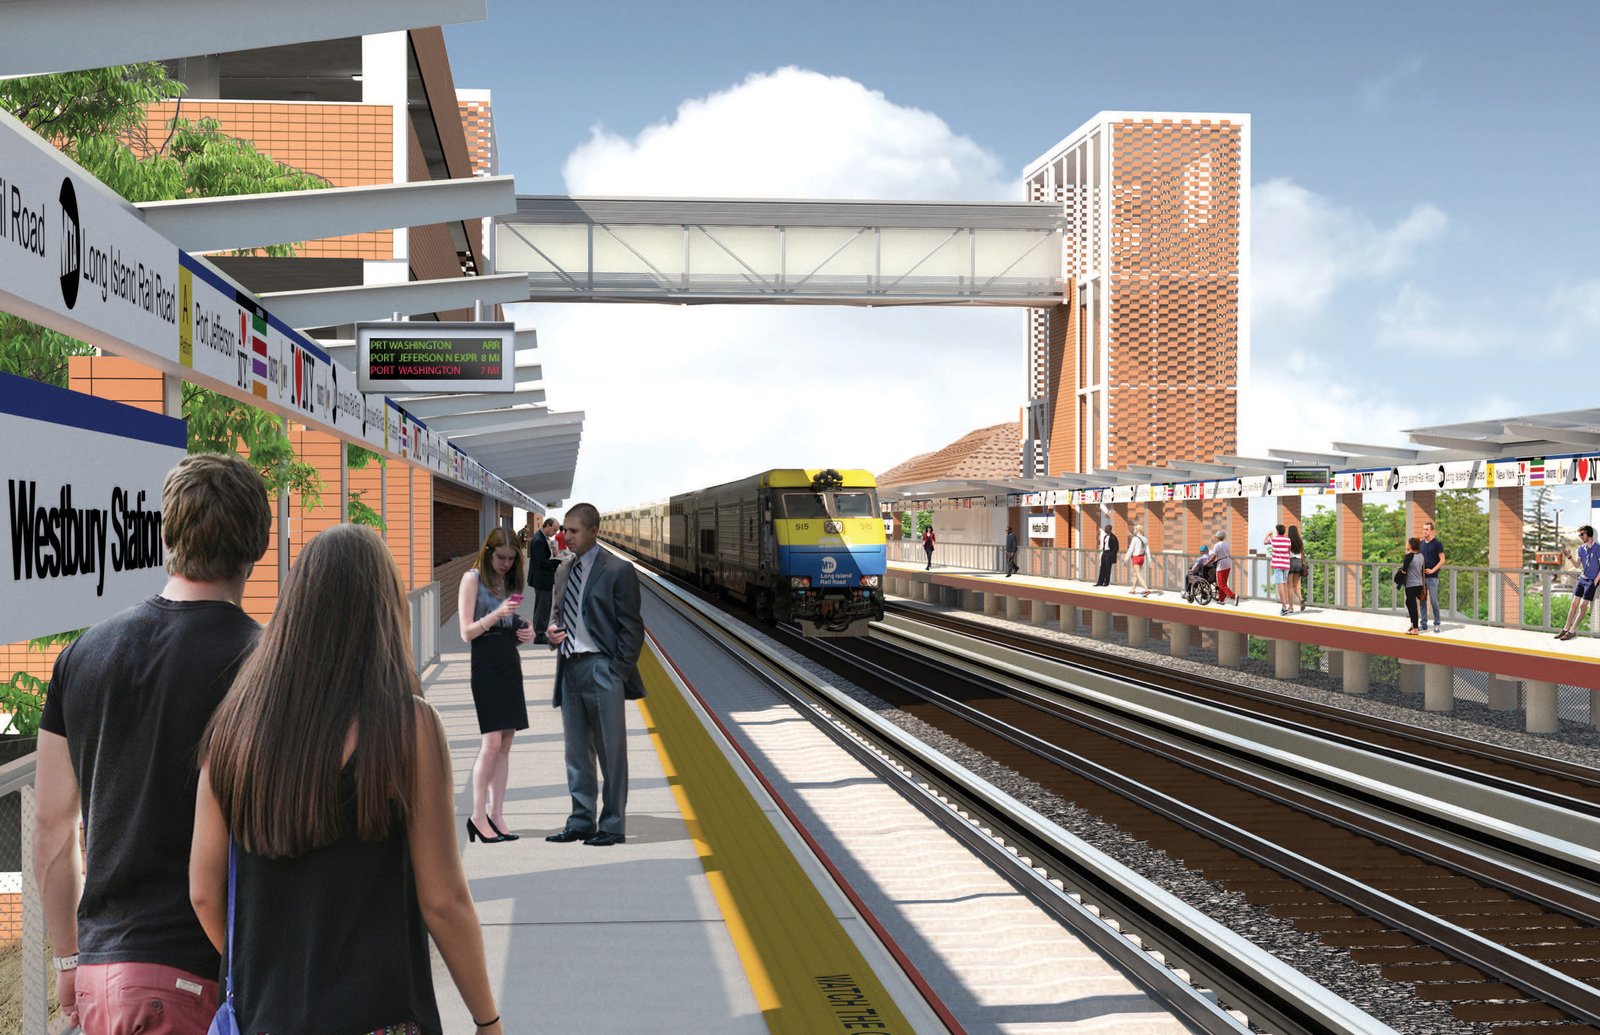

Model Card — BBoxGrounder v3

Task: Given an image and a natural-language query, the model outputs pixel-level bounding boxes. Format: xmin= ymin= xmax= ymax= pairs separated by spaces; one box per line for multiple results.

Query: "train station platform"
xmin=421 ymin=611 xmax=945 ymax=1033
xmin=420 ymin=585 xmax=1226 ymax=1034
xmin=887 ymin=561 xmax=1600 ymax=732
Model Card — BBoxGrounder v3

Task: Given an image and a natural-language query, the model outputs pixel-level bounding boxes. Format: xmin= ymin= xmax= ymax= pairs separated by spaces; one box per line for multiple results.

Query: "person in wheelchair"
xmin=1183 ymin=544 xmax=1218 ymax=605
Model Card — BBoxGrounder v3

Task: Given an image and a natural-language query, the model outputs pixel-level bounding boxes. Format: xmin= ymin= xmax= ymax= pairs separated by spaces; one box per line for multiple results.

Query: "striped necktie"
xmin=558 ymin=558 xmax=586 ymax=658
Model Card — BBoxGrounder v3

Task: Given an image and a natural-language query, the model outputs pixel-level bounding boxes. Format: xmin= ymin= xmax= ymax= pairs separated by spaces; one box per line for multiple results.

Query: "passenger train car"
xmin=605 ymin=468 xmax=887 ymax=636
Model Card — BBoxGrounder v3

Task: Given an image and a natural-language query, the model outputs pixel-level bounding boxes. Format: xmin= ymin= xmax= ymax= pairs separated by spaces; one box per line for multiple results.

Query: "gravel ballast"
xmin=754 ymin=595 xmax=1600 ymax=1035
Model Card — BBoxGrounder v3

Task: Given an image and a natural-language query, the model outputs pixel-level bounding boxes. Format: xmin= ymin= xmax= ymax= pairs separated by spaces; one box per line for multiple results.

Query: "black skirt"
xmin=469 ymin=627 xmax=529 ymax=734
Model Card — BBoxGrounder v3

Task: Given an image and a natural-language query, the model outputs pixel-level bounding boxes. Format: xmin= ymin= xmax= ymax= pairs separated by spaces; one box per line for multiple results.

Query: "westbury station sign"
xmin=0 ymin=106 xmax=532 ymax=640
xmin=2 ymin=374 xmax=184 ymax=643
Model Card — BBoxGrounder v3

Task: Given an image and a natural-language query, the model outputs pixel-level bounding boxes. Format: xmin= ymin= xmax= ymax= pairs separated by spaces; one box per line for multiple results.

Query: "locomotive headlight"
xmin=790 ymin=576 xmax=811 ymax=588
xmin=859 ymin=575 xmax=880 ymax=588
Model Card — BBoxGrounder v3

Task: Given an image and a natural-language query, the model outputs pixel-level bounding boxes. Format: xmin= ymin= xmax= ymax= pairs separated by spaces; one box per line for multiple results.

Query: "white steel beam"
xmin=262 ymin=273 xmax=530 ymax=328
xmin=388 ymin=386 xmax=547 ymax=419
xmin=0 ymin=0 xmax=486 ymax=77
xmin=426 ymin=409 xmax=583 ymax=437
xmin=137 ymin=176 xmax=516 ymax=255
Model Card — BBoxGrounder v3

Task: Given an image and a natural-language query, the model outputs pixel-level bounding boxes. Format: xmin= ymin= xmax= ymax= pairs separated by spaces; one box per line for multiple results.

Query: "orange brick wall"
xmin=1107 ymin=118 xmax=1242 ymax=469
xmin=140 ymin=101 xmax=395 ymax=260
xmin=0 ymin=892 xmax=19 ymax=946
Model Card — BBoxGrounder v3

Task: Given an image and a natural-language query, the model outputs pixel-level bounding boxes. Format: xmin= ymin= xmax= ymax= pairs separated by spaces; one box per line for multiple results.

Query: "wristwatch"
xmin=52 ymin=953 xmax=78 ymax=972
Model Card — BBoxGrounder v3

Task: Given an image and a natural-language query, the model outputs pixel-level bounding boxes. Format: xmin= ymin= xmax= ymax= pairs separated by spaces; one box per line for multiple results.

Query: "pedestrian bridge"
xmin=495 ymin=196 xmax=1067 ymax=306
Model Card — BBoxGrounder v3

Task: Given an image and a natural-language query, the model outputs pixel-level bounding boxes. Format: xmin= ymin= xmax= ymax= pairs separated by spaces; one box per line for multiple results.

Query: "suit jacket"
xmin=527 ymin=532 xmax=560 ymax=591
xmin=549 ymin=548 xmax=647 ymax=707
xmin=1100 ymin=531 xmax=1119 ymax=556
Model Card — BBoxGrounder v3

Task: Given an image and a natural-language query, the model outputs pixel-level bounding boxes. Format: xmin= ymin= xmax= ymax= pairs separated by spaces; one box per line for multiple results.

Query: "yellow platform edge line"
xmin=638 ymin=644 xmax=919 ymax=1035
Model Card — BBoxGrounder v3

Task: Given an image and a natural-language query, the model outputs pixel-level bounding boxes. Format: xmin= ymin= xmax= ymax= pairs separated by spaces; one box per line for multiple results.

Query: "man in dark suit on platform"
xmin=1095 ymin=521 xmax=1120 ymax=587
xmin=545 ymin=503 xmax=646 ymax=847
xmin=527 ymin=516 xmax=561 ymax=644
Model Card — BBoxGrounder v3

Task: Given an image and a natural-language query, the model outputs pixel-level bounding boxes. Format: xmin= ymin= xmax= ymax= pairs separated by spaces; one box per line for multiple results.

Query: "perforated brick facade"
xmin=1024 ymin=113 xmax=1247 ymax=477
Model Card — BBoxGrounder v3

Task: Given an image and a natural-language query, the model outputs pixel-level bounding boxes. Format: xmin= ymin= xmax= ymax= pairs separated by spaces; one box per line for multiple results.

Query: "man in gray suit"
xmin=544 ymin=503 xmax=646 ymax=847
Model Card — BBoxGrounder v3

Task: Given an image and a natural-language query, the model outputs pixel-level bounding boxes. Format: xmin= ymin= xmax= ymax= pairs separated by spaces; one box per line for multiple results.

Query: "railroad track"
xmin=887 ymin=601 xmax=1600 ymax=817
xmin=639 ymin=566 xmax=1398 ymax=1035
xmin=777 ymin=616 xmax=1600 ymax=1034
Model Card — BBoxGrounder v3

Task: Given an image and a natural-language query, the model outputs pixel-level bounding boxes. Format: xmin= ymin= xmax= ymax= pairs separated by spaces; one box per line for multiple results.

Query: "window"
xmin=778 ymin=492 xmax=829 ymax=519
xmin=832 ymin=491 xmax=877 ymax=518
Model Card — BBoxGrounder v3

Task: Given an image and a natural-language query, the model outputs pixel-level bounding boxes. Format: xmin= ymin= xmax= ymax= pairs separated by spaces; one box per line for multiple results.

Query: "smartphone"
xmin=507 ymin=593 xmax=524 ymax=607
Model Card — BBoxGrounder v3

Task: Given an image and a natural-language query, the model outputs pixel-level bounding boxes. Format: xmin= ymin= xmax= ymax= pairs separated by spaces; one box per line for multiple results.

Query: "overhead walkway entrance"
xmin=496 ymin=197 xmax=1067 ymax=306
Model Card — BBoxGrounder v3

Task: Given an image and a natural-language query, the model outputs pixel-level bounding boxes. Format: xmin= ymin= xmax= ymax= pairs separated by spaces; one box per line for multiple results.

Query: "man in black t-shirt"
xmin=35 ymin=453 xmax=271 ymax=1034
xmin=1418 ymin=520 xmax=1447 ymax=633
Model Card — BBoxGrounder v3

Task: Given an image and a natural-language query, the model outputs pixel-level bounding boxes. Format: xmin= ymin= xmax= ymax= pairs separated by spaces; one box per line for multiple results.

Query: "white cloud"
xmin=1547 ymin=277 xmax=1600 ymax=353
xmin=1239 ymin=350 xmax=1424 ymax=458
xmin=533 ymin=68 xmax=1019 ymax=509
xmin=1253 ymin=178 xmax=1446 ymax=329
xmin=1376 ymin=281 xmax=1502 ymax=355
xmin=564 ymin=67 xmax=1010 ymax=200
xmin=1361 ymin=55 xmax=1426 ymax=112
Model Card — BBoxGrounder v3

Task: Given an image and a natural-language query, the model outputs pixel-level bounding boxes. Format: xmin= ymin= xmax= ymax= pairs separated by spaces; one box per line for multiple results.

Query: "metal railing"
xmin=889 ymin=540 xmax=1600 ymax=636
xmin=3 ymin=751 xmax=52 ymax=1034
xmin=409 ymin=582 xmax=441 ymax=673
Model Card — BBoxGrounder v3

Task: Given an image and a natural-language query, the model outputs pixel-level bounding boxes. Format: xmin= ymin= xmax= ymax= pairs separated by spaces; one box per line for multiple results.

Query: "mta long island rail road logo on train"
xmin=606 ymin=468 xmax=887 ymax=636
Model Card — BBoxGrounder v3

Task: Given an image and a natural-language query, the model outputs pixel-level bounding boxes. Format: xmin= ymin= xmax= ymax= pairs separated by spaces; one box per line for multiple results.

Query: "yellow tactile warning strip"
xmin=636 ymin=644 xmax=937 ymax=1035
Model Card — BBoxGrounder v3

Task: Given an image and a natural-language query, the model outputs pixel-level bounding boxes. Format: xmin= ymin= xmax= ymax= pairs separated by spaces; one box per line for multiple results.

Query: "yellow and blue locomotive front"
xmin=765 ymin=470 xmax=886 ymax=634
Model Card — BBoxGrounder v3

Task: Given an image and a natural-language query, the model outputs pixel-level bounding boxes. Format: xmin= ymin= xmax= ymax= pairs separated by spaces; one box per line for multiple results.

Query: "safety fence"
xmin=890 ymin=540 xmax=1597 ymax=724
xmin=2 ymin=750 xmax=52 ymax=1034
xmin=409 ymin=582 xmax=441 ymax=674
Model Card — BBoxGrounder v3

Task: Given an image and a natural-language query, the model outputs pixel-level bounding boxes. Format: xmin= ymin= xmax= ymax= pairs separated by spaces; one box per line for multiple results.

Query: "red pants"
xmin=77 ymin=961 xmax=218 ymax=1035
xmin=1216 ymin=567 xmax=1235 ymax=601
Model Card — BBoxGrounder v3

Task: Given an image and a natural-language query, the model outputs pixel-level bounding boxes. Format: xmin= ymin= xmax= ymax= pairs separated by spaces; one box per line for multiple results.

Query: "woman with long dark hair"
xmin=190 ymin=524 xmax=502 ymax=1034
xmin=459 ymin=527 xmax=535 ymax=844
xmin=1287 ymin=524 xmax=1306 ymax=612
xmin=1402 ymin=536 xmax=1428 ymax=635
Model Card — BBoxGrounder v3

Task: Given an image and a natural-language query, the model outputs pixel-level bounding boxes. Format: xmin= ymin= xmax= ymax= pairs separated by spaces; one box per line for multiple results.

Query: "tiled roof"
xmin=878 ymin=422 xmax=1021 ymax=487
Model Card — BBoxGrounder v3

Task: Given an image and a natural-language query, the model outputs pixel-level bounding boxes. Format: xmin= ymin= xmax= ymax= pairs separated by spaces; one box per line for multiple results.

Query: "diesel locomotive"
xmin=605 ymin=468 xmax=887 ymax=636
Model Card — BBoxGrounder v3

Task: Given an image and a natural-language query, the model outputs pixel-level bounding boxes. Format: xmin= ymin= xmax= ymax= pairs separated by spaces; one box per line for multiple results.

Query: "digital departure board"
xmin=1283 ymin=466 xmax=1332 ymax=487
xmin=356 ymin=321 xmax=516 ymax=394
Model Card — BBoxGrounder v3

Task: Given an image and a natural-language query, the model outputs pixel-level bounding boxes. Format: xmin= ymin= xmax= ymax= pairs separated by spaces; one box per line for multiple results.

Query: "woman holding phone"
xmin=459 ymin=527 xmax=534 ymax=844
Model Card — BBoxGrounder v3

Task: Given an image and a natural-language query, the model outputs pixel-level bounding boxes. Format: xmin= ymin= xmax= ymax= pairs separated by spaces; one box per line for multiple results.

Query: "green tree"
xmin=1362 ymin=502 xmax=1406 ymax=563
xmin=1523 ymin=486 xmax=1556 ymax=564
xmin=1302 ymin=507 xmax=1337 ymax=560
xmin=1436 ymin=489 xmax=1489 ymax=567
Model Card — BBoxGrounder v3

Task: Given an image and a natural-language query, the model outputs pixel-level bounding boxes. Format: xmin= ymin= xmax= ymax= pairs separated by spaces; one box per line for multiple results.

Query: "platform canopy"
xmin=496 ymin=196 xmax=1067 ymax=306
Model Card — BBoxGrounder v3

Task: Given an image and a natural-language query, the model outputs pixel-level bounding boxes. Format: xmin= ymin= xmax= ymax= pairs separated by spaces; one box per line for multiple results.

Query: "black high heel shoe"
xmin=485 ymin=817 xmax=520 ymax=841
xmin=467 ymin=819 xmax=506 ymax=844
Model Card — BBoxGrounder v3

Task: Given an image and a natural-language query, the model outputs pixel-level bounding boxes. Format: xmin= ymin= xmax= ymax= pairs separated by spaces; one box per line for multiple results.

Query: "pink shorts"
xmin=77 ymin=961 xmax=219 ymax=1035
xmin=1131 ymin=555 xmax=1144 ymax=566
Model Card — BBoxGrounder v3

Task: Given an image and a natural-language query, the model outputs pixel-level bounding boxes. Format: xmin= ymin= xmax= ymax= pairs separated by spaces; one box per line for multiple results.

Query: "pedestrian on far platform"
xmin=1212 ymin=531 xmax=1238 ymax=604
xmin=1004 ymin=526 xmax=1019 ymax=577
xmin=1402 ymin=536 xmax=1428 ymax=635
xmin=1287 ymin=524 xmax=1307 ymax=612
xmin=1556 ymin=524 xmax=1599 ymax=641
xmin=1128 ymin=524 xmax=1151 ymax=596
xmin=922 ymin=525 xmax=936 ymax=570
xmin=1418 ymin=520 xmax=1447 ymax=633
xmin=1266 ymin=524 xmax=1293 ymax=615
xmin=1095 ymin=522 xmax=1120 ymax=587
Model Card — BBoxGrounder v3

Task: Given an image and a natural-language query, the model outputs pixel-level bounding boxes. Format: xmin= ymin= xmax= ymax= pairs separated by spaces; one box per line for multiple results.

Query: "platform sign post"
xmin=0 ymin=372 xmax=187 ymax=643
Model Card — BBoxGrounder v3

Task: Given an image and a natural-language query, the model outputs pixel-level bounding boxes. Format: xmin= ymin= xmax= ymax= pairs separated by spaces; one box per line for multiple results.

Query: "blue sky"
xmin=446 ymin=1 xmax=1600 ymax=519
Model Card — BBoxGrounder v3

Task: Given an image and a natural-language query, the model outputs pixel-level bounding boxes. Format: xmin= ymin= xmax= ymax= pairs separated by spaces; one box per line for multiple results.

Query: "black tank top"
xmin=232 ymin=764 xmax=442 ymax=1034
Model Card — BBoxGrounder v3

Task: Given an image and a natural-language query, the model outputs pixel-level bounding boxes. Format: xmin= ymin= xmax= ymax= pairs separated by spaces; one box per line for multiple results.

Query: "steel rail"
xmin=886 ymin=602 xmax=1600 ymax=812
xmin=638 ymin=565 xmax=1393 ymax=1035
xmin=801 ymin=627 xmax=1600 ymax=1027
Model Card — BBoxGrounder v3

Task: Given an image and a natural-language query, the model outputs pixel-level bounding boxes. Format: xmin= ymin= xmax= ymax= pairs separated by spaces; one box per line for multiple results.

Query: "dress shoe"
xmin=486 ymin=817 xmax=520 ymax=841
xmin=544 ymin=828 xmax=593 ymax=843
xmin=583 ymin=831 xmax=625 ymax=847
xmin=467 ymin=819 xmax=506 ymax=844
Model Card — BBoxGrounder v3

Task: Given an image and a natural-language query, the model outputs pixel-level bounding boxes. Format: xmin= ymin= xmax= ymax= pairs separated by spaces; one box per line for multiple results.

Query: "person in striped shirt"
xmin=1265 ymin=524 xmax=1293 ymax=615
